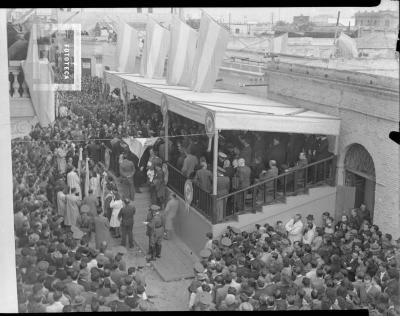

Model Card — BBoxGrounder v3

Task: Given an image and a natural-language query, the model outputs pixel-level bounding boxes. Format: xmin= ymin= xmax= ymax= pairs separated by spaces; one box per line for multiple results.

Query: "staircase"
xmin=213 ymin=185 xmax=337 ymax=237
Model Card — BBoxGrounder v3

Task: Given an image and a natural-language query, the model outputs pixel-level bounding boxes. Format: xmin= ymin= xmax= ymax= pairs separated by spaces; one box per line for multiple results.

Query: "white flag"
xmin=116 ymin=22 xmax=139 ymax=73
xmin=166 ymin=15 xmax=198 ymax=86
xmin=190 ymin=12 xmax=229 ymax=92
xmin=140 ymin=17 xmax=170 ymax=78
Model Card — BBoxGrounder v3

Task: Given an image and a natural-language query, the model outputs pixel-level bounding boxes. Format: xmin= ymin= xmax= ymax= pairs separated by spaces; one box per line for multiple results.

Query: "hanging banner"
xmin=205 ymin=111 xmax=215 ymax=152
xmin=102 ymin=82 xmax=110 ymax=102
xmin=184 ymin=179 xmax=193 ymax=213
xmin=121 ymin=79 xmax=130 ymax=105
xmin=122 ymin=137 xmax=160 ymax=161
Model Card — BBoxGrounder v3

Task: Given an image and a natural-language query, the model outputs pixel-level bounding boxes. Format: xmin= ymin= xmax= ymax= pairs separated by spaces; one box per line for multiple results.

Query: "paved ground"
xmin=90 ymin=170 xmax=194 ymax=310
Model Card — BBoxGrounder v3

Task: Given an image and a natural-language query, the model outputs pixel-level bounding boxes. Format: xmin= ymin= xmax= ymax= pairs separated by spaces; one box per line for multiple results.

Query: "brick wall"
xmin=266 ymin=61 xmax=400 ymax=238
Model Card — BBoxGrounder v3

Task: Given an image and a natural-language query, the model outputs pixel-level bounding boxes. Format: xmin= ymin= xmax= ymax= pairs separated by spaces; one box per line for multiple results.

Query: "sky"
xmin=90 ymin=0 xmax=398 ymax=23
xmin=22 ymin=1 xmax=398 ymax=29
xmin=184 ymin=0 xmax=399 ymax=22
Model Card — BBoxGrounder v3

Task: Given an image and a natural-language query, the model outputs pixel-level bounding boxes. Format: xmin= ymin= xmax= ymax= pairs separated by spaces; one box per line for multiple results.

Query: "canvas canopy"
xmin=104 ymin=71 xmax=340 ymax=136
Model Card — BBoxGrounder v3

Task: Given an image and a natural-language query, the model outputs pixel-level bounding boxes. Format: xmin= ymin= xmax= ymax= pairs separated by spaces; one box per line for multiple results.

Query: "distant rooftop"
xmin=276 ymin=57 xmax=399 ymax=79
xmin=355 ymin=10 xmax=398 ymax=17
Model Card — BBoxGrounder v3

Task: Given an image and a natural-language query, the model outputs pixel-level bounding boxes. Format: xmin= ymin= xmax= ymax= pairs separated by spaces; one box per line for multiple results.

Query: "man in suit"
xmin=181 ymin=148 xmax=199 ymax=178
xmin=194 ymin=162 xmax=213 ymax=193
xmin=119 ymin=154 xmax=135 ymax=201
xmin=118 ymin=199 xmax=136 ymax=249
xmin=82 ymin=189 xmax=98 ymax=218
xmin=86 ymin=140 xmax=101 ymax=164
xmin=157 ymin=130 xmax=173 ymax=162
xmin=239 ymin=137 xmax=252 ymax=166
xmin=65 ymin=270 xmax=85 ymax=300
xmin=216 ymin=171 xmax=231 ymax=222
xmin=237 ymin=158 xmax=251 ymax=190
xmin=251 ymin=156 xmax=266 ymax=183
xmin=94 ymin=208 xmax=112 ymax=250
xmin=148 ymin=207 xmax=165 ymax=260
xmin=236 ymin=158 xmax=251 ymax=211
xmin=267 ymin=138 xmax=286 ymax=169
xmin=286 ymin=134 xmax=306 ymax=167
xmin=164 ymin=193 xmax=179 ymax=240
xmin=110 ymin=136 xmax=121 ymax=176
xmin=315 ymin=135 xmax=330 ymax=160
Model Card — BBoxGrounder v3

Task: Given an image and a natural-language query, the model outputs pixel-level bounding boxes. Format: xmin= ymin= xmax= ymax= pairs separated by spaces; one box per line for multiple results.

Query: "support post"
xmin=212 ymin=129 xmax=219 ymax=195
xmin=124 ymin=102 xmax=128 ymax=125
xmin=0 ymin=9 xmax=18 ymax=312
xmin=164 ymin=113 xmax=169 ymax=162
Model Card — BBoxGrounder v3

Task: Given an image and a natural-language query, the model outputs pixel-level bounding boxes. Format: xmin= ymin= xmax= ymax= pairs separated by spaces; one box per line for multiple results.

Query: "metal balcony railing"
xmin=166 ymin=155 xmax=337 ymax=224
xmin=216 ymin=155 xmax=337 ymax=223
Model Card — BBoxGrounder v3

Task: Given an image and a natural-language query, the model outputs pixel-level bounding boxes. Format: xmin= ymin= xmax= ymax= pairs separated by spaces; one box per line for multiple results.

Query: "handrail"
xmin=217 ymin=155 xmax=335 ymax=200
xmin=166 ymin=162 xmax=213 ymax=197
xmin=167 ymin=162 xmax=183 ymax=175
xmin=166 ymin=162 xmax=214 ymax=221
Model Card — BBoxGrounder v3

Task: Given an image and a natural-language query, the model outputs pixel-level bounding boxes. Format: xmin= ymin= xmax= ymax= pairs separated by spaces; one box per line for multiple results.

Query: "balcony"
xmin=8 ymin=61 xmax=30 ymax=99
xmin=167 ymin=155 xmax=337 ymax=225
xmin=8 ymin=61 xmax=36 ymax=138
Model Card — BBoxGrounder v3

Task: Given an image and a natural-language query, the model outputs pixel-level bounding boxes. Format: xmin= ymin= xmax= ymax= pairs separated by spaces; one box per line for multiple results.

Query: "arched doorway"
xmin=344 ymin=144 xmax=376 ymax=220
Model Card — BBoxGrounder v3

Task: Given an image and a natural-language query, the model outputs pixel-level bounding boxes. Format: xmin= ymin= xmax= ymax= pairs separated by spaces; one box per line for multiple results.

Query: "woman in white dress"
xmin=109 ymin=192 xmax=123 ymax=238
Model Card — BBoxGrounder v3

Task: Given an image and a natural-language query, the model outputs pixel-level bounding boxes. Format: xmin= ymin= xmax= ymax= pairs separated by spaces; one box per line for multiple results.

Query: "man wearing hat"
xmin=194 ymin=162 xmax=213 ymax=194
xmin=119 ymin=154 xmax=136 ymax=201
xmin=76 ymin=206 xmax=93 ymax=240
xmin=94 ymin=208 xmax=112 ymax=250
xmin=164 ymin=193 xmax=179 ymax=240
xmin=216 ymin=170 xmax=230 ymax=223
xmin=145 ymin=205 xmax=158 ymax=256
xmin=71 ymin=295 xmax=86 ymax=312
xmin=118 ymin=198 xmax=136 ymax=249
xmin=147 ymin=205 xmax=165 ymax=261
xmin=194 ymin=292 xmax=215 ymax=311
xmin=218 ymin=152 xmax=228 ymax=168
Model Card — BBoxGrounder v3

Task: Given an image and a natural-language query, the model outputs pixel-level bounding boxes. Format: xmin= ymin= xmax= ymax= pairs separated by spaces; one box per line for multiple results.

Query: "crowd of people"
xmin=11 ymin=74 xmax=400 ymax=313
xmin=188 ymin=210 xmax=400 ymax=313
xmin=12 ymin=75 xmax=165 ymax=312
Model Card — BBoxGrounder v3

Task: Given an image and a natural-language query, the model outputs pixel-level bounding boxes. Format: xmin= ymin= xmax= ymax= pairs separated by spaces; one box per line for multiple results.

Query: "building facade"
xmin=355 ymin=10 xmax=398 ymax=30
xmin=265 ymin=61 xmax=400 ymax=238
xmin=293 ymin=15 xmax=310 ymax=26
xmin=216 ymin=59 xmax=399 ymax=238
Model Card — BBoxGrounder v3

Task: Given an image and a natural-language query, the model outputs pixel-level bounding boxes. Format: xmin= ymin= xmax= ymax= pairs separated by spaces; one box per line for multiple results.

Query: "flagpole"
xmin=333 ymin=11 xmax=341 ymax=58
xmin=212 ymin=129 xmax=218 ymax=196
xmin=333 ymin=11 xmax=341 ymax=45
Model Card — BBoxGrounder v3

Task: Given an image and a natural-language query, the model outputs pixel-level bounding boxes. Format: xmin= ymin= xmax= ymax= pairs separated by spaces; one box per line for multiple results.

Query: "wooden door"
xmin=335 ymin=185 xmax=356 ymax=222
xmin=364 ymin=178 xmax=375 ymax=220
